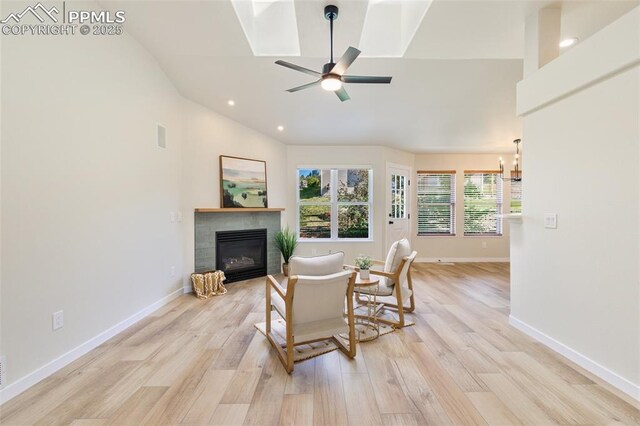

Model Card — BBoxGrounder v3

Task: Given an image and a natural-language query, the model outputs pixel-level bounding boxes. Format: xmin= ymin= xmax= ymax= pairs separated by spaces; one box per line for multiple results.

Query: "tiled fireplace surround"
xmin=194 ymin=211 xmax=281 ymax=275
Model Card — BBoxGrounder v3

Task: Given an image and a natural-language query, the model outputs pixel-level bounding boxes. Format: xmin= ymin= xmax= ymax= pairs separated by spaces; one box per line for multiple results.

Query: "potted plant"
xmin=355 ymin=255 xmax=373 ymax=280
xmin=274 ymin=227 xmax=298 ymax=276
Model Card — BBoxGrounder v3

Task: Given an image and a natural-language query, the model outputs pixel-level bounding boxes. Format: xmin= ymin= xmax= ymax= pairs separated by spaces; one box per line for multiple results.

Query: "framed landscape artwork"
xmin=220 ymin=155 xmax=268 ymax=208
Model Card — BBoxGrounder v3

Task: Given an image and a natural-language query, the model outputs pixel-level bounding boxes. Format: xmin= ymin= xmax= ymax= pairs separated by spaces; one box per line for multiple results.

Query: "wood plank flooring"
xmin=1 ymin=263 xmax=638 ymax=425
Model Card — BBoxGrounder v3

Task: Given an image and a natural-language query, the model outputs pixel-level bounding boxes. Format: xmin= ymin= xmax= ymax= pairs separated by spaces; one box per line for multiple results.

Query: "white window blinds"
xmin=510 ymin=171 xmax=522 ymax=214
xmin=463 ymin=171 xmax=503 ymax=235
xmin=417 ymin=171 xmax=456 ymax=235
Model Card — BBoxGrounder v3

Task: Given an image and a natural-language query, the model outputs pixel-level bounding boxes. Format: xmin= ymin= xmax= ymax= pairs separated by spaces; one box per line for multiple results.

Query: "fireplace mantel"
xmin=195 ymin=208 xmax=284 ymax=213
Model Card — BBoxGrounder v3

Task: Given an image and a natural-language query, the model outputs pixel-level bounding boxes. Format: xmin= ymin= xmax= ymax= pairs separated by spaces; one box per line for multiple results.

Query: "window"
xmin=463 ymin=171 xmax=503 ymax=236
xmin=417 ymin=171 xmax=456 ymax=235
xmin=390 ymin=174 xmax=407 ymax=219
xmin=298 ymin=168 xmax=372 ymax=240
xmin=510 ymin=171 xmax=522 ymax=214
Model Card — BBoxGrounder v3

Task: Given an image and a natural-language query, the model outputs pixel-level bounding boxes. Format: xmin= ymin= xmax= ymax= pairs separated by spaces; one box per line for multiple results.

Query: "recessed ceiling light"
xmin=559 ymin=37 xmax=578 ymax=48
xmin=277 ymin=125 xmax=284 ymax=132
xmin=227 ymin=100 xmax=235 ymax=106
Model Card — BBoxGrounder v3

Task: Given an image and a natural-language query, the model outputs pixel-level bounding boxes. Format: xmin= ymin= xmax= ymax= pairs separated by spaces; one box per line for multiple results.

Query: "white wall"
xmin=511 ymin=7 xmax=640 ymax=397
xmin=181 ymin=99 xmax=288 ymax=281
xmin=412 ymin=153 xmax=516 ymax=261
xmin=0 ymin=4 xmax=187 ymax=392
xmin=559 ymin=1 xmax=639 ymax=49
xmin=285 ymin=145 xmax=414 ymax=263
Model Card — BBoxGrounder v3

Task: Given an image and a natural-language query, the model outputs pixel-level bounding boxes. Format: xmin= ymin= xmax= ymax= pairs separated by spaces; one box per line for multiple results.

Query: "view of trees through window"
xmin=417 ymin=172 xmax=456 ymax=235
xmin=298 ymin=168 xmax=371 ymax=239
xmin=463 ymin=172 xmax=503 ymax=235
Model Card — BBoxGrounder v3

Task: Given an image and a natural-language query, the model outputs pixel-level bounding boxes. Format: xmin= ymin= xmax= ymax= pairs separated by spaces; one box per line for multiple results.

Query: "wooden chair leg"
xmin=285 ymin=315 xmax=294 ymax=374
xmin=394 ymin=284 xmax=406 ymax=328
xmin=406 ymin=269 xmax=416 ymax=313
xmin=265 ymin=279 xmax=271 ymax=333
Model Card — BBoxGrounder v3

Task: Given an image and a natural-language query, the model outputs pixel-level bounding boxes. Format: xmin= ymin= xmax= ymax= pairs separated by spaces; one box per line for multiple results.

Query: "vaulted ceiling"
xmin=99 ymin=0 xmax=630 ymax=153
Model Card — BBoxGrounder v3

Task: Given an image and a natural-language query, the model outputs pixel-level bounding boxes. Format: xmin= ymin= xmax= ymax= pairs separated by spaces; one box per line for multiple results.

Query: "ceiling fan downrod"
xmin=325 ymin=5 xmax=339 ymax=65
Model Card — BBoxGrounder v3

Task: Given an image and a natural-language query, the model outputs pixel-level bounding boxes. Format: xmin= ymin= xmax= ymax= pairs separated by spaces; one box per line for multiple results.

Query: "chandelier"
xmin=499 ymin=139 xmax=522 ymax=182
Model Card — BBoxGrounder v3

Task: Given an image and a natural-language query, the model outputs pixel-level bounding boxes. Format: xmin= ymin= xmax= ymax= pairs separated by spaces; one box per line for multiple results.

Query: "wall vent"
xmin=0 ymin=355 xmax=6 ymax=388
xmin=157 ymin=124 xmax=167 ymax=149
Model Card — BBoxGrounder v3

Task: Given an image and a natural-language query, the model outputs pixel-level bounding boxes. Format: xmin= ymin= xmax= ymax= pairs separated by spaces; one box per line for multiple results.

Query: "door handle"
xmin=389 ymin=221 xmax=394 ymax=224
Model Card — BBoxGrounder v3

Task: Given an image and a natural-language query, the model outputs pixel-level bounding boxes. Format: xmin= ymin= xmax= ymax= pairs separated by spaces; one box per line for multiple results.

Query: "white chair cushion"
xmin=289 ymin=252 xmax=345 ymax=276
xmin=384 ymin=239 xmax=411 ymax=273
xmin=293 ymin=317 xmax=349 ymax=343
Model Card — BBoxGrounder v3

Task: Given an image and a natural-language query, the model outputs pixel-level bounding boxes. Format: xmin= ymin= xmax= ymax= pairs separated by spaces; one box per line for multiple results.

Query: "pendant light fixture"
xmin=499 ymin=139 xmax=522 ymax=182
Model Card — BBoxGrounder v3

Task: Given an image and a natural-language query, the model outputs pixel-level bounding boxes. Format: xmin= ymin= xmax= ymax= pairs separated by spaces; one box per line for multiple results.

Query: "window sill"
xmin=498 ymin=213 xmax=523 ymax=223
xmin=463 ymin=234 xmax=504 ymax=238
xmin=417 ymin=234 xmax=456 ymax=237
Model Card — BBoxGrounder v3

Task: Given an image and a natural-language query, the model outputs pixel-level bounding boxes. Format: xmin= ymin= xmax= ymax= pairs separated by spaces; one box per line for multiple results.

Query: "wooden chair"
xmin=354 ymin=239 xmax=417 ymax=328
xmin=265 ymin=252 xmax=357 ymax=373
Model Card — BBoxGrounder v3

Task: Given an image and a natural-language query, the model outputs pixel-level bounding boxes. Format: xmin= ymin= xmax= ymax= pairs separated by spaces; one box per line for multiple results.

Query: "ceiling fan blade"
xmin=341 ymin=75 xmax=392 ymax=84
xmin=275 ymin=60 xmax=321 ymax=78
xmin=335 ymin=86 xmax=350 ymax=102
xmin=286 ymin=80 xmax=321 ymax=93
xmin=331 ymin=47 xmax=361 ymax=76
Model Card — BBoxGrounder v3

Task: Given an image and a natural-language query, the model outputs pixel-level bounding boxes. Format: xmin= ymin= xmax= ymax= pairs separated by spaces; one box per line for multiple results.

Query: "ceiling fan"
xmin=275 ymin=5 xmax=392 ymax=102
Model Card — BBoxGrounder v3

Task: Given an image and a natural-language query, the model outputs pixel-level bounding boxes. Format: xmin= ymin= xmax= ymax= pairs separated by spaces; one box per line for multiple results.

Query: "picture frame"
xmin=219 ymin=155 xmax=268 ymax=208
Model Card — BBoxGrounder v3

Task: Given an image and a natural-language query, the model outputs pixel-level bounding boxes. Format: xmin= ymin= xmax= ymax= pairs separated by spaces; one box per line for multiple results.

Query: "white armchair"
xmin=265 ymin=252 xmax=357 ymax=373
xmin=355 ymin=238 xmax=417 ymax=328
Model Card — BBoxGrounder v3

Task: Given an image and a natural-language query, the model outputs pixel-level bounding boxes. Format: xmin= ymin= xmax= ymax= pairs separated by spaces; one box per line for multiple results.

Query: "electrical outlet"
xmin=481 ymin=241 xmax=488 ymax=249
xmin=52 ymin=311 xmax=64 ymax=330
xmin=170 ymin=266 xmax=176 ymax=278
xmin=311 ymin=248 xmax=317 ymax=255
xmin=544 ymin=213 xmax=558 ymax=229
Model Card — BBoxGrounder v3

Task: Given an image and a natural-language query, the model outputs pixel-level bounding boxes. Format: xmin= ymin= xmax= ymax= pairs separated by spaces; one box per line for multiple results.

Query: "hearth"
xmin=216 ymin=228 xmax=267 ymax=283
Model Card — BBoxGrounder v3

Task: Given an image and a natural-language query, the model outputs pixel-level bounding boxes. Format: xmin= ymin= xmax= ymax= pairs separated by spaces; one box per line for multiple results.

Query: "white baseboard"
xmin=415 ymin=257 xmax=510 ymax=263
xmin=0 ymin=287 xmax=186 ymax=405
xmin=509 ymin=315 xmax=640 ymax=401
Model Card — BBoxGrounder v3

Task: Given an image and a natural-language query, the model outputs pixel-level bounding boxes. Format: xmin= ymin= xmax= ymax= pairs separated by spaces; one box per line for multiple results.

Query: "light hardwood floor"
xmin=1 ymin=263 xmax=638 ymax=425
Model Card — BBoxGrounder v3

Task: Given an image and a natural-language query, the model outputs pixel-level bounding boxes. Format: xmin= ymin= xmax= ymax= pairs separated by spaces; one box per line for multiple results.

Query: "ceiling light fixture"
xmin=559 ymin=37 xmax=578 ymax=48
xmin=321 ymin=75 xmax=342 ymax=92
xmin=499 ymin=139 xmax=522 ymax=182
xmin=227 ymin=100 xmax=235 ymax=106
xmin=277 ymin=125 xmax=284 ymax=131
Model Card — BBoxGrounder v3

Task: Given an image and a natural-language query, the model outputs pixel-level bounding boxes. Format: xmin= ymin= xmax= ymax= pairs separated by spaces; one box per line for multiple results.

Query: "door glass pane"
xmin=391 ymin=174 xmax=406 ymax=219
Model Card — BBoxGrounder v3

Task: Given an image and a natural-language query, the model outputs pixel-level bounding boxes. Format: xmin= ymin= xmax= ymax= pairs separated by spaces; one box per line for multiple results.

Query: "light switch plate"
xmin=544 ymin=213 xmax=558 ymax=229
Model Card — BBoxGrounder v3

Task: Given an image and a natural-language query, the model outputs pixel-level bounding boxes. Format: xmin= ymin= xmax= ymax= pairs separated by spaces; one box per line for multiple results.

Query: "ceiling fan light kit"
xmin=275 ymin=5 xmax=392 ymax=102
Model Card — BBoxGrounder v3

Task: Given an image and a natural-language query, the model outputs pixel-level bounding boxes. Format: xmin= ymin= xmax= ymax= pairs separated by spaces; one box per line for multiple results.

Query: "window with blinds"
xmin=463 ymin=171 xmax=503 ymax=236
xmin=510 ymin=171 xmax=522 ymax=213
xmin=417 ymin=171 xmax=456 ymax=235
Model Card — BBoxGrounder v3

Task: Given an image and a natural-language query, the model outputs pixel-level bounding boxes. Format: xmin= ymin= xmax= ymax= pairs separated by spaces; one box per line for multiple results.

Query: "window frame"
xmin=296 ymin=167 xmax=373 ymax=242
xmin=416 ymin=170 xmax=457 ymax=237
xmin=463 ymin=170 xmax=503 ymax=237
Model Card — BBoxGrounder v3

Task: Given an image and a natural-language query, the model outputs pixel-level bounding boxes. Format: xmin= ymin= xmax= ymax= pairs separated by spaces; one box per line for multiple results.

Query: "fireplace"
xmin=216 ymin=228 xmax=267 ymax=283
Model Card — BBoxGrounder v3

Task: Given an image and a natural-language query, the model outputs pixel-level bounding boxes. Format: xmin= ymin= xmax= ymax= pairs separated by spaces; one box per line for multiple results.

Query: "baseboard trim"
xmin=0 ymin=287 xmax=186 ymax=405
xmin=509 ymin=315 xmax=640 ymax=401
xmin=415 ymin=257 xmax=510 ymax=263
